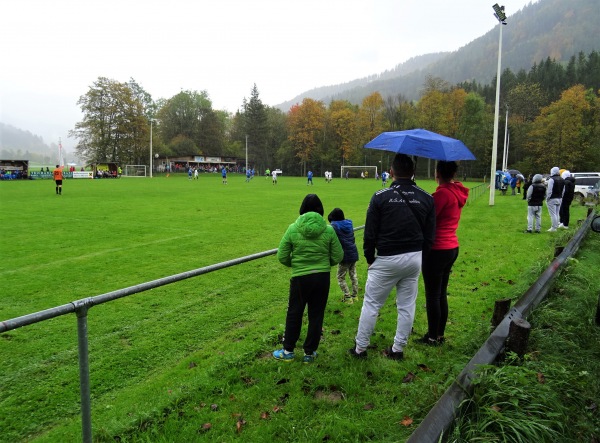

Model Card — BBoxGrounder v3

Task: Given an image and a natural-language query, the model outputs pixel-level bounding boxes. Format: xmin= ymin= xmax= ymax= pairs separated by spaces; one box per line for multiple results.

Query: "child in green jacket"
xmin=273 ymin=194 xmax=344 ymax=364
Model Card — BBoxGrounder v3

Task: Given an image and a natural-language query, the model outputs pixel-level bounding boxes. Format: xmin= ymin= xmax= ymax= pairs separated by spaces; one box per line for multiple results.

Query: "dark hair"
xmin=391 ymin=154 xmax=414 ymax=178
xmin=327 ymin=208 xmax=345 ymax=222
xmin=436 ymin=161 xmax=458 ymax=181
xmin=299 ymin=194 xmax=324 ymax=216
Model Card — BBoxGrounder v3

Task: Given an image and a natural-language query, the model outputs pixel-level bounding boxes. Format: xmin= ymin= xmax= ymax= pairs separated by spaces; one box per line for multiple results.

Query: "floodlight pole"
xmin=502 ymin=106 xmax=509 ymax=171
xmin=149 ymin=119 xmax=154 ymax=178
xmin=489 ymin=4 xmax=507 ymax=206
xmin=245 ymin=135 xmax=248 ymax=173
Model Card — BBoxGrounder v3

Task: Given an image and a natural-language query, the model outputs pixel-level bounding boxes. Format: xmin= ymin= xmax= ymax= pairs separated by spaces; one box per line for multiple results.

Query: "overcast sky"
xmin=1 ymin=0 xmax=537 ymax=150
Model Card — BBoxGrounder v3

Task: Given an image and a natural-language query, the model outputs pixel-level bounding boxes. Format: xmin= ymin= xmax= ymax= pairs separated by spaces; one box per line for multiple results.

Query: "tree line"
xmin=70 ymin=50 xmax=600 ymax=178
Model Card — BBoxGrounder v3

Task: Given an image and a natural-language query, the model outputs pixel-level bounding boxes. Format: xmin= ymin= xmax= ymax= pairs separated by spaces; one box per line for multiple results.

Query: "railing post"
xmin=75 ymin=302 xmax=93 ymax=443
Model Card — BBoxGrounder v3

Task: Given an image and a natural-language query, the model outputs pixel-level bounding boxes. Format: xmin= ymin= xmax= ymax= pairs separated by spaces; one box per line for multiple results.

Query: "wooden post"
xmin=506 ymin=318 xmax=531 ymax=358
xmin=491 ymin=298 xmax=511 ymax=329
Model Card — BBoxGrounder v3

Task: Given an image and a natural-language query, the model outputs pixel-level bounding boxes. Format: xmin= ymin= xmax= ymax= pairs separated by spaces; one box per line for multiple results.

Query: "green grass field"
xmin=1 ymin=173 xmax=598 ymax=442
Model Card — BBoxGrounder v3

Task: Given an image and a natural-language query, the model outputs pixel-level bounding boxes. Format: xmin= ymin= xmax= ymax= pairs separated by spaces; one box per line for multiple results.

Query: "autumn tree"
xmin=287 ymin=98 xmax=326 ymax=175
xmin=327 ymin=100 xmax=358 ymax=166
xmin=527 ymin=85 xmax=599 ymax=171
xmin=70 ymin=77 xmax=149 ymax=165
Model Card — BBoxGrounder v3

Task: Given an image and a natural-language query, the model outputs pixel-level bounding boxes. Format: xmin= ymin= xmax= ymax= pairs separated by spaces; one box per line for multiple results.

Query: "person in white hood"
xmin=546 ymin=166 xmax=565 ymax=232
xmin=558 ymin=170 xmax=575 ymax=229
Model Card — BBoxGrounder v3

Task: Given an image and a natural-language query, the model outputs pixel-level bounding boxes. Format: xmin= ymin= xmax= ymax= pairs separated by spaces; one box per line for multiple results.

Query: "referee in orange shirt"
xmin=53 ymin=165 xmax=64 ymax=195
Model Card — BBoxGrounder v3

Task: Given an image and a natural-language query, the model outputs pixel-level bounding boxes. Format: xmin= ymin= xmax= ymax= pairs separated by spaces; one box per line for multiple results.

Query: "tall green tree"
xmin=156 ymin=90 xmax=214 ymax=156
xmin=70 ymin=77 xmax=148 ymax=165
xmin=243 ymin=84 xmax=269 ymax=171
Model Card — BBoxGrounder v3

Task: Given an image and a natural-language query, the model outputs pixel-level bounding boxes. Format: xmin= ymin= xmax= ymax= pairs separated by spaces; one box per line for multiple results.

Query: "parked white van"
xmin=571 ymin=172 xmax=600 ymax=204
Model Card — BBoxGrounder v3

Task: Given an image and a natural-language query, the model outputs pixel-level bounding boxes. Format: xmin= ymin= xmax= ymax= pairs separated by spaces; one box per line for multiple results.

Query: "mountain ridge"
xmin=275 ymin=0 xmax=600 ymax=110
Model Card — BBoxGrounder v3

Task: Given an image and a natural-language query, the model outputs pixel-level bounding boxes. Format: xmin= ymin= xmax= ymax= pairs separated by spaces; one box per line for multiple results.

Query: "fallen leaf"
xmin=198 ymin=423 xmax=211 ymax=433
xmin=417 ymin=364 xmax=431 ymax=372
xmin=273 ymin=405 xmax=282 ymax=413
xmin=402 ymin=372 xmax=415 ymax=383
xmin=400 ymin=416 xmax=413 ymax=426
xmin=363 ymin=403 xmax=374 ymax=410
xmin=236 ymin=418 xmax=246 ymax=433
xmin=260 ymin=411 xmax=270 ymax=420
xmin=537 ymin=372 xmax=546 ymax=384
xmin=491 ymin=405 xmax=501 ymax=412
xmin=210 ymin=404 xmax=218 ymax=411
xmin=188 ymin=361 xmax=197 ymax=369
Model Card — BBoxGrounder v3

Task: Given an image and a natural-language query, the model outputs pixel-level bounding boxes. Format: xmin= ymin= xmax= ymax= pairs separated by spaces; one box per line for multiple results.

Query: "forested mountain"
xmin=0 ymin=123 xmax=56 ymax=163
xmin=276 ymin=0 xmax=600 ymax=110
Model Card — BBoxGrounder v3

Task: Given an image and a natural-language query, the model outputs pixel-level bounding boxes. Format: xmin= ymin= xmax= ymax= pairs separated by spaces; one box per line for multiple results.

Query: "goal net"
xmin=340 ymin=165 xmax=378 ymax=179
xmin=123 ymin=165 xmax=147 ymax=177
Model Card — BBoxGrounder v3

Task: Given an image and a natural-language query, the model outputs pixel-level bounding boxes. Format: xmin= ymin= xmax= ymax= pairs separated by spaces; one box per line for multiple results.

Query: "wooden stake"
xmin=491 ymin=298 xmax=511 ymax=329
xmin=507 ymin=318 xmax=531 ymax=358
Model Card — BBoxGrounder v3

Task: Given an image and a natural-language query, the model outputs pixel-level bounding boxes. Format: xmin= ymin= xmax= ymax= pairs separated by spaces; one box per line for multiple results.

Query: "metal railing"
xmin=1 ymin=249 xmax=281 ymax=443
xmin=467 ymin=182 xmax=487 ymax=205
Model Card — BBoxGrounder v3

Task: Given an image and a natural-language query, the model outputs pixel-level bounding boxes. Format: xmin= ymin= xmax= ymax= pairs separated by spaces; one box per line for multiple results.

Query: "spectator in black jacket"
xmin=559 ymin=171 xmax=576 ymax=229
xmin=349 ymin=154 xmax=435 ymax=361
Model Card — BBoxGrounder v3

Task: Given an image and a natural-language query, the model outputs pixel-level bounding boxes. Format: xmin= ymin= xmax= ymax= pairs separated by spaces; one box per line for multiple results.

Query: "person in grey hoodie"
xmin=525 ymin=174 xmax=546 ymax=233
xmin=546 ymin=166 xmax=565 ymax=232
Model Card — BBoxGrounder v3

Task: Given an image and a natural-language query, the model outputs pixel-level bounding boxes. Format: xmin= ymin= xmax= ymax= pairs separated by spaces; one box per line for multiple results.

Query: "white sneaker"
xmin=558 ymin=223 xmax=568 ymax=229
xmin=547 ymin=227 xmax=557 ymax=232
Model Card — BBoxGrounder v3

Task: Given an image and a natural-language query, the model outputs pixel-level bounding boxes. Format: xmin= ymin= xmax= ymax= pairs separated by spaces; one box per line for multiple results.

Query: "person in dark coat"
xmin=559 ymin=171 xmax=576 ymax=229
xmin=328 ymin=208 xmax=360 ymax=304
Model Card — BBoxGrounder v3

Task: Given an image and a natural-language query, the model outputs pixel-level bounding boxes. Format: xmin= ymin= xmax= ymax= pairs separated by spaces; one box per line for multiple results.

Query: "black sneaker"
xmin=418 ymin=334 xmax=441 ymax=346
xmin=524 ymin=230 xmax=532 ymax=234
xmin=383 ymin=346 xmax=404 ymax=360
xmin=348 ymin=347 xmax=367 ymax=359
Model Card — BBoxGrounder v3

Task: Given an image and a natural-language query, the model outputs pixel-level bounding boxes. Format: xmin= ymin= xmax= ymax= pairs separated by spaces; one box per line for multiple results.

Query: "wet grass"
xmin=0 ymin=174 xmax=595 ymax=442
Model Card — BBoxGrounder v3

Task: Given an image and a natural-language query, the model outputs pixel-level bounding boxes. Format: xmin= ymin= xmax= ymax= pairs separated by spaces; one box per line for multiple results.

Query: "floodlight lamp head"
xmin=492 ymin=3 xmax=507 ymax=22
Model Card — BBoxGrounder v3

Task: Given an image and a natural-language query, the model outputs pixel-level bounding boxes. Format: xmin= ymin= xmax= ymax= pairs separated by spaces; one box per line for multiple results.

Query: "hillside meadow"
xmin=0 ymin=172 xmax=596 ymax=442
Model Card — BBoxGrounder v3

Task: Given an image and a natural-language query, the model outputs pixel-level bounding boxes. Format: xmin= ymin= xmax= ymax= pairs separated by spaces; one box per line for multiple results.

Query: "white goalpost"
xmin=123 ymin=165 xmax=147 ymax=177
xmin=340 ymin=165 xmax=378 ymax=179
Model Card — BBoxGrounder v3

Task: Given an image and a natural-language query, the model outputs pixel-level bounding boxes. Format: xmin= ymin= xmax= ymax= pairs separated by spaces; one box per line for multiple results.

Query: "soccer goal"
xmin=123 ymin=165 xmax=147 ymax=177
xmin=340 ymin=165 xmax=378 ymax=179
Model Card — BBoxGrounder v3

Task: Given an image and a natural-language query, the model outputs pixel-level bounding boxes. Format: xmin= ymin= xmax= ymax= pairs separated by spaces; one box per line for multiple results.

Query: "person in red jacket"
xmin=420 ymin=161 xmax=469 ymax=346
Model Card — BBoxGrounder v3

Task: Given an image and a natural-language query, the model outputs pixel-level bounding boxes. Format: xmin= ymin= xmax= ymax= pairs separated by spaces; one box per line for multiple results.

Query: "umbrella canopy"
xmin=507 ymin=169 xmax=521 ymax=176
xmin=364 ymin=129 xmax=476 ymax=161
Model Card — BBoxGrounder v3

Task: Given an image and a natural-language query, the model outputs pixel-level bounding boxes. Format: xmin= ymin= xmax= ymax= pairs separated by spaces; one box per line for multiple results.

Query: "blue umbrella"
xmin=364 ymin=129 xmax=476 ymax=161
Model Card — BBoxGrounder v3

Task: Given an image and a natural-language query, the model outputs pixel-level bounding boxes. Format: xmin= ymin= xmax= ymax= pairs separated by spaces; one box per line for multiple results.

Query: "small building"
xmin=88 ymin=162 xmax=120 ymax=178
xmin=155 ymin=155 xmax=240 ymax=173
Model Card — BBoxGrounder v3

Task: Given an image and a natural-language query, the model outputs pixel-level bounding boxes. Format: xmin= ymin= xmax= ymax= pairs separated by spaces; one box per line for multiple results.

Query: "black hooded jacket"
xmin=363 ymin=178 xmax=435 ymax=265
